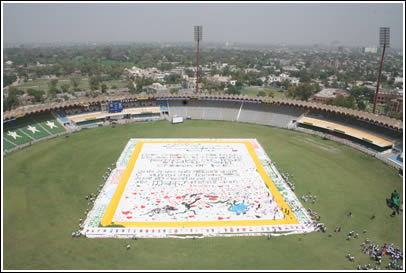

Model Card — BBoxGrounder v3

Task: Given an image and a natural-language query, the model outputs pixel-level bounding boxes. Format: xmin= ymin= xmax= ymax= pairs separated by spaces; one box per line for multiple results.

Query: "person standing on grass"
xmin=391 ymin=197 xmax=400 ymax=216
xmin=391 ymin=190 xmax=399 ymax=201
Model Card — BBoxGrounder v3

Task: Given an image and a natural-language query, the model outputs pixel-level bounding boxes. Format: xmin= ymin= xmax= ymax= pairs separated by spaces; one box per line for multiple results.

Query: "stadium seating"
xmin=167 ymin=99 xmax=305 ymax=128
xmin=33 ymin=112 xmax=66 ymax=134
xmin=157 ymin=100 xmax=169 ymax=112
xmin=3 ymin=112 xmax=66 ymax=152
xmin=3 ymin=138 xmax=16 ymax=151
xmin=55 ymin=110 xmax=70 ymax=123
xmin=4 ymin=115 xmax=49 ymax=146
xmin=3 ymin=98 xmax=402 ymax=162
xmin=306 ymin=110 xmax=402 ymax=142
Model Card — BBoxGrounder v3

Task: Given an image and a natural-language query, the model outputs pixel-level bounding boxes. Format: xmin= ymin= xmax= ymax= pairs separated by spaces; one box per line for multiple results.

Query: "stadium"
xmin=3 ymin=94 xmax=404 ymax=270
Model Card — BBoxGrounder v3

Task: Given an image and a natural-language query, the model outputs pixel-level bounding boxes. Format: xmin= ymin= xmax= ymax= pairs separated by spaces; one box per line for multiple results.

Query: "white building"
xmin=394 ymin=77 xmax=403 ymax=84
xmin=364 ymin=47 xmax=378 ymax=54
xmin=229 ymin=80 xmax=237 ymax=86
xmin=283 ymin=66 xmax=299 ymax=72
xmin=288 ymin=77 xmax=300 ymax=86
xmin=279 ymin=73 xmax=290 ymax=81
xmin=210 ymin=74 xmax=231 ymax=85
xmin=268 ymin=75 xmax=281 ymax=83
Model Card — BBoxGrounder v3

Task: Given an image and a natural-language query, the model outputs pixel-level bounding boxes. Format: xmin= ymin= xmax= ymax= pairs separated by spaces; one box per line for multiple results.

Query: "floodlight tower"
xmin=194 ymin=26 xmax=203 ymax=94
xmin=372 ymin=27 xmax=390 ymax=114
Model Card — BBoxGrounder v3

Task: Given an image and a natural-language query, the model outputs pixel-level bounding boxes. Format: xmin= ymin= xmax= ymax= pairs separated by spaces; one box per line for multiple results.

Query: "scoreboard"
xmin=108 ymin=101 xmax=123 ymax=113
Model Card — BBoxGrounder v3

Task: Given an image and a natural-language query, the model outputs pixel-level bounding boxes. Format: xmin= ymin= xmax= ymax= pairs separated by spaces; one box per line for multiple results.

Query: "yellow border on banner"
xmin=100 ymin=140 xmax=298 ymax=227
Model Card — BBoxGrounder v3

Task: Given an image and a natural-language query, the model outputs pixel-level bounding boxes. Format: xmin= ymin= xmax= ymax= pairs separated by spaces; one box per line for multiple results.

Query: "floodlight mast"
xmin=372 ymin=27 xmax=390 ymax=114
xmin=194 ymin=26 xmax=203 ymax=94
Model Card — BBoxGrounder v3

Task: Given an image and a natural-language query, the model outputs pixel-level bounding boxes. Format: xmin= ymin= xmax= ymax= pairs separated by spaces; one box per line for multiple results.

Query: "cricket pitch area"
xmin=83 ymin=139 xmax=314 ymax=238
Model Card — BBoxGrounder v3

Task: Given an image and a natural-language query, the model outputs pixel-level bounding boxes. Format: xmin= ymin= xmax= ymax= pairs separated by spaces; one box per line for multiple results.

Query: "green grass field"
xmin=3 ymin=120 xmax=403 ymax=270
xmin=239 ymin=87 xmax=286 ymax=99
xmin=14 ymin=76 xmax=129 ymax=93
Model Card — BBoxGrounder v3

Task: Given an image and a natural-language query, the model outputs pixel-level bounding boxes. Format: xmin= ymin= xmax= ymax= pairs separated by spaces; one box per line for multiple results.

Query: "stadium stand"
xmin=157 ymin=100 xmax=169 ymax=112
xmin=4 ymin=116 xmax=46 ymax=146
xmin=305 ymin=110 xmax=401 ymax=142
xmin=33 ymin=112 xmax=66 ymax=134
xmin=238 ymin=102 xmax=262 ymax=124
xmin=3 ymin=94 xmax=403 ymax=171
xmin=3 ymin=112 xmax=66 ymax=152
xmin=3 ymin=138 xmax=16 ymax=151
xmin=297 ymin=116 xmax=393 ymax=150
xmin=168 ymin=99 xmax=190 ymax=118
xmin=167 ymin=99 xmax=304 ymax=128
xmin=268 ymin=104 xmax=305 ymax=128
xmin=55 ymin=110 xmax=70 ymax=124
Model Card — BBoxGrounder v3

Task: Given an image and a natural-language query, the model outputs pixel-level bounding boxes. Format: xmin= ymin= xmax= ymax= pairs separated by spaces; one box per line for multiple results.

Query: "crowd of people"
xmin=72 ymin=162 xmax=116 ymax=238
xmin=358 ymin=241 xmax=403 ymax=270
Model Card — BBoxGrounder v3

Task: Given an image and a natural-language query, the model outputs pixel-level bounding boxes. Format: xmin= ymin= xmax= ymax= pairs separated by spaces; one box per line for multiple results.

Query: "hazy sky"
xmin=3 ymin=2 xmax=404 ymax=48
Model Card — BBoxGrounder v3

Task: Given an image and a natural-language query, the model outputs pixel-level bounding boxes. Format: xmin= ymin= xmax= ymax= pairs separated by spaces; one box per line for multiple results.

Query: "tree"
xmin=295 ymin=83 xmax=314 ymax=101
xmin=299 ymin=70 xmax=311 ymax=83
xmin=80 ymin=62 xmax=92 ymax=75
xmin=27 ymin=88 xmax=45 ymax=102
xmin=8 ymin=86 xmax=25 ymax=96
xmin=257 ymin=91 xmax=266 ymax=97
xmin=184 ymin=69 xmax=194 ymax=78
xmin=4 ymin=92 xmax=20 ymax=111
xmin=61 ymin=83 xmax=70 ymax=93
xmin=268 ymin=90 xmax=275 ymax=98
xmin=158 ymin=62 xmax=173 ymax=72
xmin=383 ymin=93 xmax=397 ymax=114
xmin=170 ymin=88 xmax=179 ymax=94
xmin=62 ymin=61 xmax=75 ymax=75
xmin=286 ymin=86 xmax=297 ymax=98
xmin=313 ymin=83 xmax=322 ymax=93
xmin=127 ymin=81 xmax=136 ymax=94
xmin=235 ymin=81 xmax=243 ymax=89
xmin=225 ymin=84 xmax=241 ymax=95
xmin=328 ymin=95 xmax=356 ymax=109
xmin=48 ymin=87 xmax=58 ymax=98
xmin=388 ymin=111 xmax=402 ymax=120
xmin=4 ymin=73 xmax=17 ymax=86
xmin=48 ymin=79 xmax=58 ymax=89
xmin=102 ymin=47 xmax=112 ymax=60
xmin=165 ymin=73 xmax=181 ymax=84
xmin=344 ymin=95 xmax=356 ymax=109
xmin=281 ymin=79 xmax=291 ymax=90
xmin=357 ymin=100 xmax=366 ymax=110
xmin=106 ymin=64 xmax=123 ymax=80
xmin=71 ymin=77 xmax=80 ymax=90
xmin=249 ymin=78 xmax=263 ymax=86
xmin=89 ymin=76 xmax=100 ymax=90
xmin=48 ymin=78 xmax=60 ymax=95
xmin=101 ymin=83 xmax=108 ymax=93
